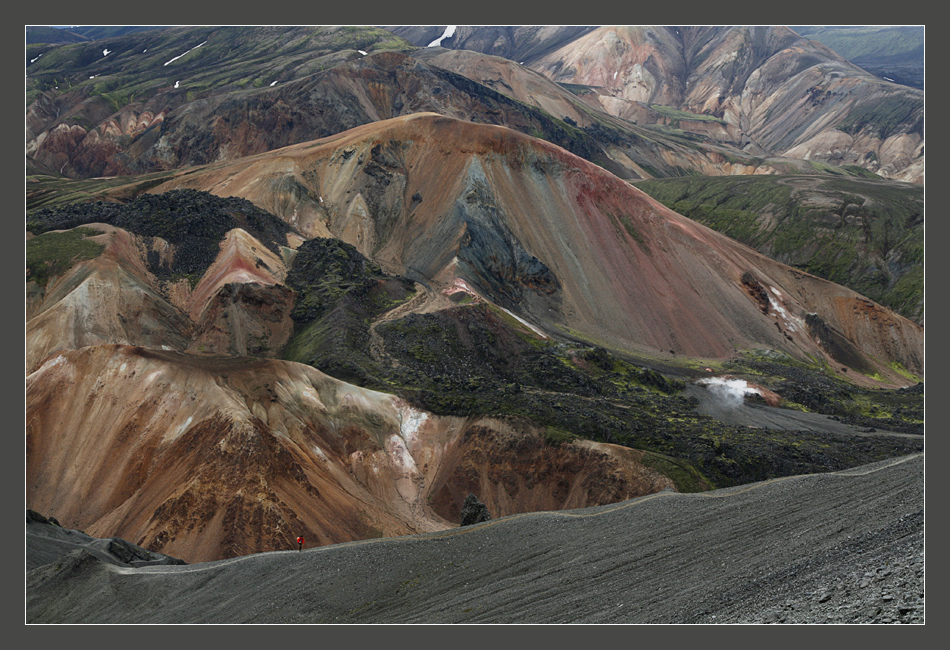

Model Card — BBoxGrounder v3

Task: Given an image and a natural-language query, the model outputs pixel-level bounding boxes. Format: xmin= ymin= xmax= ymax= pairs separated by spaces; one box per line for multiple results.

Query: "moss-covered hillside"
xmin=279 ymin=239 xmax=923 ymax=493
xmin=25 ymin=26 xmax=416 ymax=107
xmin=634 ymin=174 xmax=923 ymax=323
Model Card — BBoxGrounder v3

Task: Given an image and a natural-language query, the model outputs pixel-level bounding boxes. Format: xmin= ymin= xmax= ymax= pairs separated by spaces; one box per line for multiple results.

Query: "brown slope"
xmin=414 ymin=47 xmax=774 ymax=180
xmin=26 ymin=222 xmax=298 ymax=372
xmin=140 ymin=113 xmax=922 ymax=385
xmin=25 ymin=344 xmax=675 ymax=562
xmin=530 ymin=26 xmax=923 ymax=183
xmin=533 ymin=25 xmax=690 ymax=110
xmin=25 ymin=224 xmax=192 ymax=373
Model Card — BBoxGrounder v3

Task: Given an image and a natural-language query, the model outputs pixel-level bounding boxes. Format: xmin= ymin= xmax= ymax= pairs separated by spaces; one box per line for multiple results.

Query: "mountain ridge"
xmin=127 ymin=112 xmax=922 ymax=383
xmin=26 ymin=453 xmax=924 ymax=623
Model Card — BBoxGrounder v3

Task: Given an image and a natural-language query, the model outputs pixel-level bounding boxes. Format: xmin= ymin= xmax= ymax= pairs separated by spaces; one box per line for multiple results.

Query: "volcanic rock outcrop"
xmin=459 ymin=493 xmax=492 ymax=526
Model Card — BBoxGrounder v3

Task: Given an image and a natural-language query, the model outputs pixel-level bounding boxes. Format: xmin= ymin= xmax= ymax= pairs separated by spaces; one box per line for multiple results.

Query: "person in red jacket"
xmin=297 ymin=536 xmax=304 ymax=551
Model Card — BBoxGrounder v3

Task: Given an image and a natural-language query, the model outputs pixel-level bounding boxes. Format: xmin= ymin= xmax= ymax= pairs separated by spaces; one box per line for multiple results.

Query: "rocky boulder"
xmin=460 ymin=493 xmax=492 ymax=526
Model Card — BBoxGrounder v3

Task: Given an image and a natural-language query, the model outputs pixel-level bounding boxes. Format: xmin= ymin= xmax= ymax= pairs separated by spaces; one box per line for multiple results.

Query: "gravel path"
xmin=26 ymin=453 xmax=924 ymax=624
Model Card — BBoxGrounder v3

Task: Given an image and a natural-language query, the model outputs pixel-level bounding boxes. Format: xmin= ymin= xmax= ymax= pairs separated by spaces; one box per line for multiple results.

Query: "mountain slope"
xmin=26 ymin=343 xmax=676 ymax=562
xmin=26 ymin=190 xmax=301 ymax=371
xmin=27 ymin=453 xmax=924 ymax=623
xmin=25 ymin=26 xmax=416 ymax=177
xmin=412 ymin=47 xmax=821 ymax=180
xmin=634 ymin=174 xmax=924 ymax=324
xmin=382 ymin=26 xmax=598 ymax=64
xmin=26 ymin=40 xmax=774 ymax=184
xmin=528 ymin=26 xmax=923 ymax=183
xmin=24 ymin=122 xmax=923 ymax=563
xmin=136 ymin=113 xmax=922 ymax=384
xmin=27 ymin=25 xmax=915 ymax=183
xmin=791 ymin=26 xmax=924 ymax=90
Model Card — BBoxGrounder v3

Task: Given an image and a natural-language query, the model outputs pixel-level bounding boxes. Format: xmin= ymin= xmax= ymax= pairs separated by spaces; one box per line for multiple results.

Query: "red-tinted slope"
xmin=145 ymin=113 xmax=922 ymax=385
xmin=26 ymin=344 xmax=675 ymax=562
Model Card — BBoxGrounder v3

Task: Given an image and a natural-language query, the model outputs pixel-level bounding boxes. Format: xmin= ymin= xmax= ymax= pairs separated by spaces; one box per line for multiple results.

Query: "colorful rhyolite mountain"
xmin=25 ymin=113 xmax=923 ymax=564
xmin=142 ymin=113 xmax=922 ymax=380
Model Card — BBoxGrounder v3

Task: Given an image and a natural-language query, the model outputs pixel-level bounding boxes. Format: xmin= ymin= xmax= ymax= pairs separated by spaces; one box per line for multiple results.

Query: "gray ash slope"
xmin=25 ymin=510 xmax=185 ymax=573
xmin=26 ymin=453 xmax=923 ymax=624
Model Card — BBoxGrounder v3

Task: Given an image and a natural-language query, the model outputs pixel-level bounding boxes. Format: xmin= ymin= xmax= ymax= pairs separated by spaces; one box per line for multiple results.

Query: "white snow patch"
xmin=164 ymin=40 xmax=207 ymax=66
xmin=270 ymin=80 xmax=277 ymax=86
xmin=500 ymin=306 xmax=548 ymax=339
xmin=613 ymin=70 xmax=618 ymax=80
xmin=697 ymin=377 xmax=762 ymax=409
xmin=174 ymin=80 xmax=180 ymax=88
xmin=161 ymin=345 xmax=173 ymax=350
xmin=399 ymin=406 xmax=428 ymax=445
xmin=143 ymin=49 xmax=148 ymax=53
xmin=30 ymin=54 xmax=43 ymax=63
xmin=388 ymin=434 xmax=418 ymax=471
xmin=39 ymin=354 xmax=68 ymax=371
xmin=89 ymin=75 xmax=98 ymax=79
xmin=427 ymin=25 xmax=457 ymax=47
xmin=358 ymin=50 xmax=367 ymax=55
xmin=102 ymin=48 xmax=111 ymax=56
xmin=175 ymin=416 xmax=194 ymax=438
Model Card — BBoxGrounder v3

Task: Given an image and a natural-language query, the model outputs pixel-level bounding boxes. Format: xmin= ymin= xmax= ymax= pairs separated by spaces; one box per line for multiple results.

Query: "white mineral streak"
xmin=399 ymin=405 xmax=428 ymax=446
xmin=768 ymin=287 xmax=803 ymax=332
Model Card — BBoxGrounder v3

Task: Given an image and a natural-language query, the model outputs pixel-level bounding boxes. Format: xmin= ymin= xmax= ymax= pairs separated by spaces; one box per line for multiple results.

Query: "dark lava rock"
xmin=460 ymin=493 xmax=492 ymax=526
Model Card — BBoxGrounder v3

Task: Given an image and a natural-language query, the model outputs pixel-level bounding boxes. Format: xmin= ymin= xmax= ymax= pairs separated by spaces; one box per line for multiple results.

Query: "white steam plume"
xmin=697 ymin=377 xmax=763 ymax=409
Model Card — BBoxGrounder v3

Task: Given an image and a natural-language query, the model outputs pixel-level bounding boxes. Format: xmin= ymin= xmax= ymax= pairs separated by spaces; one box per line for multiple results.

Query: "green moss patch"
xmin=635 ymin=174 xmax=923 ymax=322
xmin=26 ymin=227 xmax=105 ymax=287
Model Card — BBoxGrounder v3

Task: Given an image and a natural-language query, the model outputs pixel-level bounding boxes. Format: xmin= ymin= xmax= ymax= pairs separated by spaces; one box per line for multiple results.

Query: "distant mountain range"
xmin=790 ymin=26 xmax=924 ymax=90
xmin=27 ymin=25 xmax=923 ymax=183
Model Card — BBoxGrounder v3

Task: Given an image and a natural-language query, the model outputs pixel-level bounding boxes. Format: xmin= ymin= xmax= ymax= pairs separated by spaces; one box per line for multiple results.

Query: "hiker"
xmin=297 ymin=536 xmax=304 ymax=551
